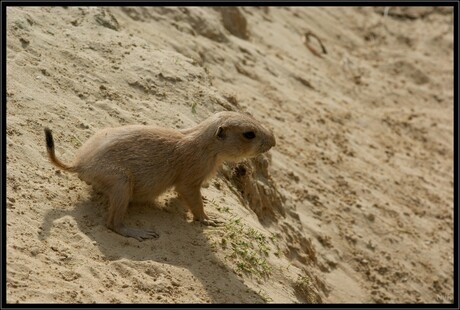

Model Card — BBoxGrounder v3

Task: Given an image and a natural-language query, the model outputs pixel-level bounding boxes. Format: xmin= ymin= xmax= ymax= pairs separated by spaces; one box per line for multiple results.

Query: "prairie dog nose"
xmin=261 ymin=132 xmax=276 ymax=152
xmin=267 ymin=131 xmax=276 ymax=147
xmin=270 ymin=133 xmax=276 ymax=147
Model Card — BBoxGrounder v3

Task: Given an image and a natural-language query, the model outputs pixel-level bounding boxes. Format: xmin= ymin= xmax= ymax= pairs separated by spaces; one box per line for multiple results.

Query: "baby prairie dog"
xmin=44 ymin=111 xmax=276 ymax=241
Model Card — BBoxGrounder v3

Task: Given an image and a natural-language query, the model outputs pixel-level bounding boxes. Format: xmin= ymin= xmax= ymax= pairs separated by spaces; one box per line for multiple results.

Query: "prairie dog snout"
xmin=44 ymin=111 xmax=275 ymax=241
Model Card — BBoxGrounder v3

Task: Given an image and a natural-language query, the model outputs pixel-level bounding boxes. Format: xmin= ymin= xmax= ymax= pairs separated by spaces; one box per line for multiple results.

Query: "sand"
xmin=6 ymin=6 xmax=454 ymax=303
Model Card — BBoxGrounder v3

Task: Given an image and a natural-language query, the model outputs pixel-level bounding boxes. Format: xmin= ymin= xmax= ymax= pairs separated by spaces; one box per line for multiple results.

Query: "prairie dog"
xmin=44 ymin=111 xmax=276 ymax=241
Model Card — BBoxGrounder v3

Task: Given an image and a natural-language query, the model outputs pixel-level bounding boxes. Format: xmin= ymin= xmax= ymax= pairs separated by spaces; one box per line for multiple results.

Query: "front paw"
xmin=194 ymin=214 xmax=223 ymax=227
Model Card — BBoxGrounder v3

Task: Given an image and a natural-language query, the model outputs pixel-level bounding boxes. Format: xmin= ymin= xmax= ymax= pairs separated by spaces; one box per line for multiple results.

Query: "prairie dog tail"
xmin=44 ymin=128 xmax=76 ymax=172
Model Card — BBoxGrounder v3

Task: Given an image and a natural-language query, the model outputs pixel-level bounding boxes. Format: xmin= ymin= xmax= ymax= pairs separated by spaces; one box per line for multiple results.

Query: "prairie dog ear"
xmin=216 ymin=126 xmax=226 ymax=140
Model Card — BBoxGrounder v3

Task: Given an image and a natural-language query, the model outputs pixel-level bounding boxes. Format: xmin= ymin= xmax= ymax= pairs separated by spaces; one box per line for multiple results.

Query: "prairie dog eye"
xmin=243 ymin=131 xmax=256 ymax=139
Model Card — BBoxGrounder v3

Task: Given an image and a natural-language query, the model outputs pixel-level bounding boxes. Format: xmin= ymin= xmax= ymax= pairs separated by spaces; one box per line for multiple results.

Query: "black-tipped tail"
xmin=44 ymin=127 xmax=74 ymax=172
xmin=44 ymin=127 xmax=54 ymax=150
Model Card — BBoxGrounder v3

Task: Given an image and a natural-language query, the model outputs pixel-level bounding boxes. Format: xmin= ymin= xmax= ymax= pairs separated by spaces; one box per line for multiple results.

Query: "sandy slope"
xmin=6 ymin=6 xmax=454 ymax=303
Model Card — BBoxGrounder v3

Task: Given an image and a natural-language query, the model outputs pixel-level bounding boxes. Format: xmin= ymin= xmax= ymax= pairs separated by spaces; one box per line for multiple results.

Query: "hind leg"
xmin=106 ymin=176 xmax=159 ymax=241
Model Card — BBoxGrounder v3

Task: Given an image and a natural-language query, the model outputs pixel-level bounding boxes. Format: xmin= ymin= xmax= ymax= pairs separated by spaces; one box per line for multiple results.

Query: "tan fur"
xmin=44 ymin=111 xmax=276 ymax=241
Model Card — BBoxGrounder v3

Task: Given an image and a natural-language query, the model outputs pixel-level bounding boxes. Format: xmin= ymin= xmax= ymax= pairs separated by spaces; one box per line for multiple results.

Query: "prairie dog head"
xmin=210 ymin=111 xmax=276 ymax=162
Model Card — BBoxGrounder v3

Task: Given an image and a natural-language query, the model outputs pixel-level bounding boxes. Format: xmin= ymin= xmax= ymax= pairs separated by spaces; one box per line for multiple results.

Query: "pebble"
xmin=30 ymin=247 xmax=40 ymax=256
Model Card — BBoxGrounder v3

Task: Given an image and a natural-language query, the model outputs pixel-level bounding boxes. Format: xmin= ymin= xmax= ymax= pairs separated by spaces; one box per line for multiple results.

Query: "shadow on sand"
xmin=40 ymin=189 xmax=265 ymax=303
